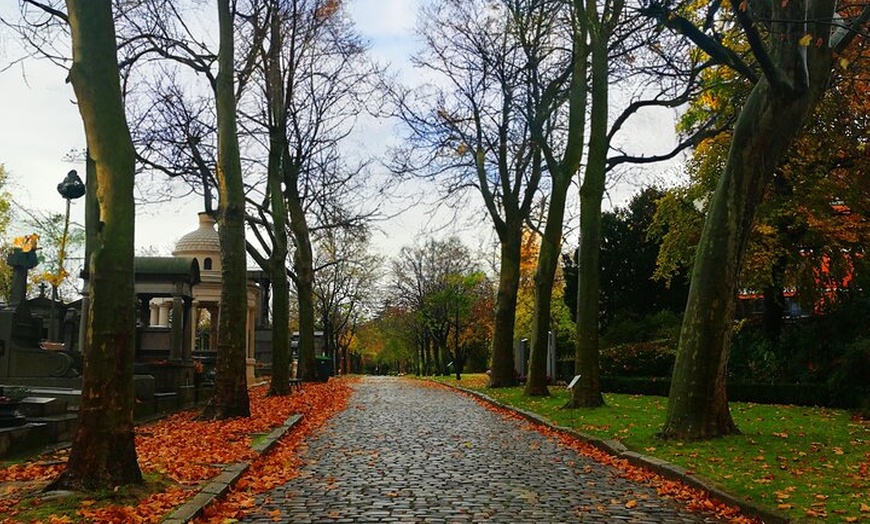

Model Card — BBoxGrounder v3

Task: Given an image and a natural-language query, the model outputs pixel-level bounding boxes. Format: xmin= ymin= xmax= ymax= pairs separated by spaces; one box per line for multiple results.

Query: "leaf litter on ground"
xmin=0 ymin=377 xmax=354 ymax=524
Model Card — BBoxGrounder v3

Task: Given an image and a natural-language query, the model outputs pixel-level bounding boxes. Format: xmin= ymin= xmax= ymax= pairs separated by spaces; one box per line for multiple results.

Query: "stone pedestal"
xmin=0 ymin=401 xmax=26 ymax=428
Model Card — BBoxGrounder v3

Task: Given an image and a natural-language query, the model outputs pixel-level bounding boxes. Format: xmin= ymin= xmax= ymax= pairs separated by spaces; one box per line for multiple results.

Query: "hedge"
xmin=600 ymin=376 xmax=866 ymax=409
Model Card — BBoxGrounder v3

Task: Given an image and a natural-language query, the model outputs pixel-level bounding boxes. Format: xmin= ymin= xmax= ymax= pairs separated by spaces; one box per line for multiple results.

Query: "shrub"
xmin=827 ymin=338 xmax=870 ymax=412
xmin=600 ymin=340 xmax=676 ymax=377
xmin=729 ymin=324 xmax=787 ymax=384
xmin=601 ymin=310 xmax=682 ymax=346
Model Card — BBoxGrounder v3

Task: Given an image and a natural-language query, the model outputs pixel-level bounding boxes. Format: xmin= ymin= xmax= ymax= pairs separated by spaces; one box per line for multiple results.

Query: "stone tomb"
xmin=132 ymin=257 xmax=201 ymax=394
xmin=0 ymin=247 xmax=79 ymax=387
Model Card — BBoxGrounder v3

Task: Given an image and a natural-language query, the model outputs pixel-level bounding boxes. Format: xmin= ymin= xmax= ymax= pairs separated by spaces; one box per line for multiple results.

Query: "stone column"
xmin=77 ymin=286 xmax=89 ymax=356
xmin=207 ymin=305 xmax=220 ymax=351
xmin=247 ymin=306 xmax=256 ymax=359
xmin=246 ymin=304 xmax=257 ymax=384
xmin=150 ymin=302 xmax=159 ymax=327
xmin=170 ymin=292 xmax=183 ymax=361
xmin=189 ymin=300 xmax=200 ymax=355
xmin=158 ymin=301 xmax=170 ymax=327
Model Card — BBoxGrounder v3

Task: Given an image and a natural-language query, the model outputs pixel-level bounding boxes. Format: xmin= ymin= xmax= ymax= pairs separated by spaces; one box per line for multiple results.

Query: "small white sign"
xmin=567 ymin=375 xmax=582 ymax=390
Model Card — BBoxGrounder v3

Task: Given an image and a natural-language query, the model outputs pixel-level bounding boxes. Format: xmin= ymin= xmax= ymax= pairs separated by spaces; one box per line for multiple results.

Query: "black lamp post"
xmin=49 ymin=170 xmax=86 ymax=342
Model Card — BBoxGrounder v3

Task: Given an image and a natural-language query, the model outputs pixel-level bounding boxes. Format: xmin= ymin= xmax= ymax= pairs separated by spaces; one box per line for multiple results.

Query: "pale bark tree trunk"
xmin=202 ymin=0 xmax=251 ymax=419
xmin=660 ymin=0 xmax=839 ymax=439
xmin=51 ymin=0 xmax=142 ymax=490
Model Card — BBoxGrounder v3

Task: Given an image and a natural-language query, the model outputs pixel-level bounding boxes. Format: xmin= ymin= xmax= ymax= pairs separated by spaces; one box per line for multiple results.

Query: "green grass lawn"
xmin=429 ymin=374 xmax=870 ymax=523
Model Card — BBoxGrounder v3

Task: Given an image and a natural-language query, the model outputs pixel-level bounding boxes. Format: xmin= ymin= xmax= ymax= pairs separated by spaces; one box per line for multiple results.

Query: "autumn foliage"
xmin=0 ymin=378 xmax=353 ymax=523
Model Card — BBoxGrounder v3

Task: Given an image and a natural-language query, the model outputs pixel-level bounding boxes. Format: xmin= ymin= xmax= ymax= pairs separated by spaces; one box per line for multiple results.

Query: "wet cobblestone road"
xmin=242 ymin=376 xmax=723 ymax=523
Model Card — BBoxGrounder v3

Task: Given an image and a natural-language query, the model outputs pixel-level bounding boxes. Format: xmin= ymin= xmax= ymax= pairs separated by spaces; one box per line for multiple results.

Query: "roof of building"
xmin=135 ymin=257 xmax=201 ymax=285
xmin=173 ymin=212 xmax=220 ymax=257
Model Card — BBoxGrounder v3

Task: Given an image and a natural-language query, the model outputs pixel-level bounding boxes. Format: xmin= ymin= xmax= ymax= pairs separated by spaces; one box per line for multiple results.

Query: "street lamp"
xmin=49 ymin=170 xmax=86 ymax=342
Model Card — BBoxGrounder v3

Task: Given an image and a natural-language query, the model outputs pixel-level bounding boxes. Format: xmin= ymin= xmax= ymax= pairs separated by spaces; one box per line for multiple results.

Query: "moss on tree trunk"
xmin=51 ymin=0 xmax=142 ymax=490
xmin=202 ymin=0 xmax=250 ymax=419
xmin=489 ymin=230 xmax=522 ymax=388
xmin=660 ymin=0 xmax=835 ymax=439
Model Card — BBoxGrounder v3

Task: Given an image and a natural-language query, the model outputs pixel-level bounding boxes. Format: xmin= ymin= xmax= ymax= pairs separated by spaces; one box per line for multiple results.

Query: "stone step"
xmin=27 ymin=413 xmax=78 ymax=442
xmin=0 ymin=422 xmax=51 ymax=458
xmin=24 ymin=388 xmax=82 ymax=410
xmin=20 ymin=396 xmax=69 ymax=418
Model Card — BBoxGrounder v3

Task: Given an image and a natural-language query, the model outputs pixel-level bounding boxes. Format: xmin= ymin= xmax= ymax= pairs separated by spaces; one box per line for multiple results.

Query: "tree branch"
xmin=731 ymin=1 xmax=795 ymax=93
xmin=607 ymin=113 xmax=731 ymax=170
xmin=831 ymin=5 xmax=870 ymax=53
xmin=640 ymin=2 xmax=758 ymax=82
xmin=22 ymin=0 xmax=68 ymax=24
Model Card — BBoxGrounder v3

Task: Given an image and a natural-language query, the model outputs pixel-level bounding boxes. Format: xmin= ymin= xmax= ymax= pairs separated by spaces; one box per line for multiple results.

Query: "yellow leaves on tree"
xmin=314 ymin=0 xmax=341 ymax=21
xmin=12 ymin=234 xmax=38 ymax=252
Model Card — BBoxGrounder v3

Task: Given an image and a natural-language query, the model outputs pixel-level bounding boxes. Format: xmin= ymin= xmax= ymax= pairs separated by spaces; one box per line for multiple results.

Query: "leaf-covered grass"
xmin=0 ymin=378 xmax=355 ymax=524
xmin=0 ymin=471 xmax=176 ymax=523
xmin=430 ymin=373 xmax=870 ymax=523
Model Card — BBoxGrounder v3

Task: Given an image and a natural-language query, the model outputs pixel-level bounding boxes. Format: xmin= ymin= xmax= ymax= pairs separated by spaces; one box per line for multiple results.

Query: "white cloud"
xmin=348 ymin=0 xmax=418 ymax=38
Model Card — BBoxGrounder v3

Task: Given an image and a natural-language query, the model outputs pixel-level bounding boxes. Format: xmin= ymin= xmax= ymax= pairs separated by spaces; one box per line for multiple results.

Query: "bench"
xmin=288 ymin=378 xmax=303 ymax=392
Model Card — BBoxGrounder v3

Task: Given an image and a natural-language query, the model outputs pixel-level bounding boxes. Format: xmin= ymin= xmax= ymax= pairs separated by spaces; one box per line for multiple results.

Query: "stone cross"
xmin=6 ymin=246 xmax=39 ymax=308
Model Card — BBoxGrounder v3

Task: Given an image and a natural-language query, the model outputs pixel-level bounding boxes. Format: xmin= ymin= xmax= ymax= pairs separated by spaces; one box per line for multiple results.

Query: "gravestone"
xmin=513 ymin=338 xmax=528 ymax=379
xmin=0 ymin=246 xmax=78 ymax=384
xmin=547 ymin=331 xmax=556 ymax=383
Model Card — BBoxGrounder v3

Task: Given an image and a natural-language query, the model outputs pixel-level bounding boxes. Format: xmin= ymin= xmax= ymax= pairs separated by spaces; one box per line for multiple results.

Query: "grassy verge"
xmin=0 ymin=471 xmax=176 ymax=523
xmin=429 ymin=374 xmax=870 ymax=523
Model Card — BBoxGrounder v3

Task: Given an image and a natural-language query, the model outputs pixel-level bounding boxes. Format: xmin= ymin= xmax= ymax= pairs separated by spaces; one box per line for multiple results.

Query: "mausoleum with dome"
xmin=169 ymin=212 xmax=262 ymax=385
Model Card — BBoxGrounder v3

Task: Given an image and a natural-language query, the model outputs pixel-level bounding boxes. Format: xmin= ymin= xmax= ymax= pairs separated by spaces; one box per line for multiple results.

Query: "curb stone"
xmin=441 ymin=382 xmax=789 ymax=524
xmin=161 ymin=413 xmax=303 ymax=524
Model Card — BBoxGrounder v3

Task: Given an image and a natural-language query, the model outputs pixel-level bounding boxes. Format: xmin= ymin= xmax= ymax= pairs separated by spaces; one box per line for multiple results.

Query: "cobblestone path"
xmin=243 ymin=376 xmax=723 ymax=523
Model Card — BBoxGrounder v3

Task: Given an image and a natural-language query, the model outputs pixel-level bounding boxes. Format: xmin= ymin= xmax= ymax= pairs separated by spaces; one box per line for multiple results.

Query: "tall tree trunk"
xmin=660 ymin=0 xmax=835 ymax=439
xmin=202 ymin=0 xmax=251 ymax=419
xmin=762 ymin=256 xmax=788 ymax=344
xmin=51 ymin=0 xmax=142 ymax=490
xmin=489 ymin=226 xmax=522 ymax=387
xmin=417 ymin=338 xmax=424 ymax=376
xmin=287 ymin=179 xmax=316 ymax=381
xmin=425 ymin=335 xmax=433 ymax=375
xmin=524 ymin=175 xmax=570 ymax=396
xmin=566 ymin=19 xmax=608 ymax=408
xmin=266 ymin=1 xmax=291 ymax=396
xmin=525 ymin=2 xmax=588 ymax=397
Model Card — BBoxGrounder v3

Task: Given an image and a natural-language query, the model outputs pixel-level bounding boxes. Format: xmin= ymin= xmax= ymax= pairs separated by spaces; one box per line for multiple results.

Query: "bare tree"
xmin=241 ymin=0 xmax=382 ymax=382
xmin=200 ymin=0 xmax=252 ymax=419
xmin=394 ymin=0 xmax=547 ymax=387
xmin=312 ymin=227 xmax=381 ymax=375
xmin=559 ymin=0 xmax=720 ymax=406
xmin=389 ymin=237 xmax=477 ymax=375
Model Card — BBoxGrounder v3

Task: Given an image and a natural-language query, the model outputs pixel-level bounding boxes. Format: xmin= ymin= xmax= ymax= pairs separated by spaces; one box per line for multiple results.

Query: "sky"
xmin=0 ymin=0 xmax=684 ymax=276
xmin=0 ymin=0 xmax=444 ymax=260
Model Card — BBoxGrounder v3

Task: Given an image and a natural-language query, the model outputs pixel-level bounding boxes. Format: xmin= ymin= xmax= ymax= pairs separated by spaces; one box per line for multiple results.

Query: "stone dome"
xmin=173 ymin=212 xmax=220 ymax=258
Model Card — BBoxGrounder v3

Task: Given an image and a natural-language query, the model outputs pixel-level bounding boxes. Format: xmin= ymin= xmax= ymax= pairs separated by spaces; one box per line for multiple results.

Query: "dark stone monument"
xmin=0 ymin=244 xmax=78 ymax=384
xmin=0 ymin=386 xmax=27 ymax=428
